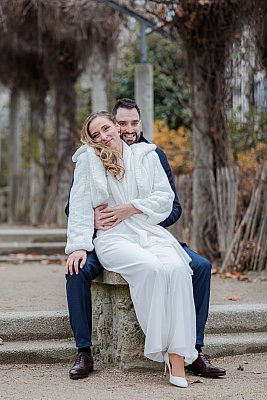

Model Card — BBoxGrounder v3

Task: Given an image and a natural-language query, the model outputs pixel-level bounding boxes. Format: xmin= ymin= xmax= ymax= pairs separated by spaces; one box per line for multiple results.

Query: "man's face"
xmin=115 ymin=107 xmax=142 ymax=145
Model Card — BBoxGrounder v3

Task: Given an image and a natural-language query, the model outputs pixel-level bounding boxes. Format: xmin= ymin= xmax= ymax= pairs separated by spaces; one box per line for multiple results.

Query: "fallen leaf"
xmin=253 ymin=371 xmax=262 ymax=374
xmin=243 ymin=361 xmax=248 ymax=364
xmin=228 ymin=295 xmax=241 ymax=301
xmin=238 ymin=275 xmax=249 ymax=282
xmin=189 ymin=379 xmax=203 ymax=384
xmin=231 ymin=271 xmax=241 ymax=277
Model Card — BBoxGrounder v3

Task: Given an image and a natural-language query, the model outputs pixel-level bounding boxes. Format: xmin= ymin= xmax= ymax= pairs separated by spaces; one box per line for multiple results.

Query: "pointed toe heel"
xmin=163 ymin=353 xmax=188 ymax=388
xmin=169 ymin=375 xmax=188 ymax=388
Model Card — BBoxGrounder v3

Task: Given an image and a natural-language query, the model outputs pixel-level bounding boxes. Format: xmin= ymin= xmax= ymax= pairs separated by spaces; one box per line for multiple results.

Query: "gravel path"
xmin=0 ymin=262 xmax=267 ymax=312
xmin=1 ymin=263 xmax=267 ymax=399
xmin=0 ymin=353 xmax=266 ymax=400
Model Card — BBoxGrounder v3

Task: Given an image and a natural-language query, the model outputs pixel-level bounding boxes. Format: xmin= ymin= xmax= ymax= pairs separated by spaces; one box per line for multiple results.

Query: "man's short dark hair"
xmin=111 ymin=98 xmax=141 ymax=121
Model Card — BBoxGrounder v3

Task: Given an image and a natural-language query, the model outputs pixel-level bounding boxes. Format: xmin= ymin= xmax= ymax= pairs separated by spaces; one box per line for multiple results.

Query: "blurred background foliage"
xmin=154 ymin=120 xmax=193 ymax=174
xmin=229 ymin=108 xmax=267 ymax=158
xmin=112 ymin=33 xmax=192 ymax=130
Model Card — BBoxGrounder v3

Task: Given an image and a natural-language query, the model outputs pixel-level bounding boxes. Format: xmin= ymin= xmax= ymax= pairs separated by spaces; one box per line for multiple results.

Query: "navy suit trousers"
xmin=66 ymin=245 xmax=211 ymax=349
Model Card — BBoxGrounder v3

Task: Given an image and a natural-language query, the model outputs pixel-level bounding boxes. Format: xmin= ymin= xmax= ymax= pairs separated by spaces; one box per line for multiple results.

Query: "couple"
xmin=65 ymin=98 xmax=226 ymax=387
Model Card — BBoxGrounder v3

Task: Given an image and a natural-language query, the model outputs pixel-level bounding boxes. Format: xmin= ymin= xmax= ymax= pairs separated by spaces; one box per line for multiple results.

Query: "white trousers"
xmin=94 ymin=231 xmax=198 ymax=364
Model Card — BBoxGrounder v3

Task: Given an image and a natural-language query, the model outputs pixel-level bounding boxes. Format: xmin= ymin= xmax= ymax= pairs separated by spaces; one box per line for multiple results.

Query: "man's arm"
xmin=155 ymin=148 xmax=182 ymax=228
xmin=65 ymin=178 xmax=74 ymax=217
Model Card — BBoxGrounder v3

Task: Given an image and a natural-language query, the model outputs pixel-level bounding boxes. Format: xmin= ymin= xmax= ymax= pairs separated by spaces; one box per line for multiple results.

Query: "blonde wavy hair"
xmin=81 ymin=111 xmax=124 ymax=180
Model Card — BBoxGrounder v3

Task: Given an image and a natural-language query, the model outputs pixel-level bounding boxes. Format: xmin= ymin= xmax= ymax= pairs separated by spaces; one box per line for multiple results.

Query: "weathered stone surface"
xmin=0 ymin=339 xmax=75 ymax=364
xmin=0 ymin=242 xmax=65 ymax=255
xmin=206 ymin=304 xmax=267 ymax=334
xmin=0 ymin=311 xmax=72 ymax=341
xmin=0 ymin=227 xmax=66 ymax=242
xmin=92 ymin=281 xmax=152 ymax=369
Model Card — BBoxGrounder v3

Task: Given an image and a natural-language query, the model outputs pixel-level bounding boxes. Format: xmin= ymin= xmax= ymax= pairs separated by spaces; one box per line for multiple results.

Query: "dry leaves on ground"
xmin=187 ymin=378 xmax=204 ymax=384
xmin=228 ymin=295 xmax=241 ymax=301
xmin=212 ymin=269 xmax=250 ymax=282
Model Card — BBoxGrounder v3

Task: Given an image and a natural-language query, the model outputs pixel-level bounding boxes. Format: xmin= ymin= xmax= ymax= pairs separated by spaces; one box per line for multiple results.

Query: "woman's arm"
xmin=65 ymin=152 xmax=95 ymax=255
xmin=130 ymin=151 xmax=175 ymax=225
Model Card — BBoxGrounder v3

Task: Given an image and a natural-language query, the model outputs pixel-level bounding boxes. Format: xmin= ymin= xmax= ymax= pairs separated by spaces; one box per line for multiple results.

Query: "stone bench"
xmin=92 ymin=270 xmax=158 ymax=369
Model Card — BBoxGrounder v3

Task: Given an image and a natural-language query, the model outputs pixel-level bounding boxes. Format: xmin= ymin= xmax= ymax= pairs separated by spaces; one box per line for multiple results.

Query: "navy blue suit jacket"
xmin=65 ymin=133 xmax=182 ymax=229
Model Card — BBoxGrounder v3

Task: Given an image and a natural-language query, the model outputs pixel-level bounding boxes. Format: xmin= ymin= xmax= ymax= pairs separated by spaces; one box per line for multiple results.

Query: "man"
xmin=66 ymin=98 xmax=226 ymax=379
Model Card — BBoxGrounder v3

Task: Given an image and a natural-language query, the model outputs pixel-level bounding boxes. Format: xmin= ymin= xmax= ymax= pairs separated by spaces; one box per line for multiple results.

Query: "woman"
xmin=65 ymin=111 xmax=198 ymax=388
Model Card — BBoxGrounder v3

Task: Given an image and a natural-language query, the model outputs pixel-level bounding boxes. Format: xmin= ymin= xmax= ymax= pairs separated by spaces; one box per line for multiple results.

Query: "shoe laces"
xmin=201 ymin=353 xmax=211 ymax=362
xmin=76 ymin=352 xmax=86 ymax=362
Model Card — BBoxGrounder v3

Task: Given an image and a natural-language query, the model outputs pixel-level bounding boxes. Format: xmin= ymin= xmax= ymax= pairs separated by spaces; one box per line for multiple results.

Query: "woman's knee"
xmin=145 ymin=261 xmax=165 ymax=279
xmin=169 ymin=264 xmax=191 ymax=281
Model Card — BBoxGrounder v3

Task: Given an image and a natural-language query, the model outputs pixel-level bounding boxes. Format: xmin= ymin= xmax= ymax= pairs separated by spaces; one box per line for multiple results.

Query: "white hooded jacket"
xmin=65 ymin=142 xmax=175 ymax=255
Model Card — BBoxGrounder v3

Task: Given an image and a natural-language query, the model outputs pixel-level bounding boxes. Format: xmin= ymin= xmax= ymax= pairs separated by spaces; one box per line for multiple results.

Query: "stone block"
xmin=92 ymin=271 xmax=159 ymax=369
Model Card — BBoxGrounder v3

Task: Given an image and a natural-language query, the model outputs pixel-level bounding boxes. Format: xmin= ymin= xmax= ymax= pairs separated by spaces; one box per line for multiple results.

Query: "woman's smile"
xmin=104 ymin=138 xmax=113 ymax=146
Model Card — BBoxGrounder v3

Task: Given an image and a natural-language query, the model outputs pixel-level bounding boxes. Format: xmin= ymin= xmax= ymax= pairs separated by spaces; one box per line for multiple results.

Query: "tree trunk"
xmin=191 ymin=63 xmax=216 ymax=256
xmin=29 ymin=87 xmax=47 ymax=225
xmin=190 ymin=55 xmax=235 ymax=259
xmin=8 ymin=87 xmax=21 ymax=223
xmin=90 ymin=45 xmax=108 ymax=112
xmin=55 ymin=79 xmax=76 ymax=225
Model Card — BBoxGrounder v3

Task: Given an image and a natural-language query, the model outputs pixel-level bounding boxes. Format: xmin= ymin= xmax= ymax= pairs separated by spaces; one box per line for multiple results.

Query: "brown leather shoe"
xmin=69 ymin=352 xmax=94 ymax=379
xmin=186 ymin=352 xmax=226 ymax=378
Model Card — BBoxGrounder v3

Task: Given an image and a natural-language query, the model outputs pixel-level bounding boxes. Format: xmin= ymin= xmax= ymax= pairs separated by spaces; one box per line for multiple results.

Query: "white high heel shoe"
xmin=163 ymin=353 xmax=188 ymax=388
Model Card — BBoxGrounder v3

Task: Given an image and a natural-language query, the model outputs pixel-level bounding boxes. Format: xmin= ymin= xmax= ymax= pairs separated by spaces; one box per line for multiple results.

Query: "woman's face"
xmin=89 ymin=116 xmax=122 ymax=152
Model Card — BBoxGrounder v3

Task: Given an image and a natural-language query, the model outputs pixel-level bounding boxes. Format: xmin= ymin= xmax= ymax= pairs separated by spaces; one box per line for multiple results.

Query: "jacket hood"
xmin=72 ymin=144 xmax=93 ymax=162
xmin=130 ymin=142 xmax=156 ymax=157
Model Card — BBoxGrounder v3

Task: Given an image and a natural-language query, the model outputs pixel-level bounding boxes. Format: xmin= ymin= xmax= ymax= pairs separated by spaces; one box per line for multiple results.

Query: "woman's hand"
xmin=65 ymin=250 xmax=87 ymax=275
xmin=94 ymin=204 xmax=117 ymax=230
xmin=98 ymin=204 xmax=142 ymax=227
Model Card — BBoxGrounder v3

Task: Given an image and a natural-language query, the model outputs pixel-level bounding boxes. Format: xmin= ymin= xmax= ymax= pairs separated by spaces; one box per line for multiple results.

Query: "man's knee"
xmin=66 ymin=265 xmax=92 ymax=287
xmin=191 ymin=257 xmax=212 ymax=293
xmin=190 ymin=253 xmax=212 ymax=276
xmin=66 ymin=250 xmax=103 ymax=284
xmin=197 ymin=258 xmax=212 ymax=274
